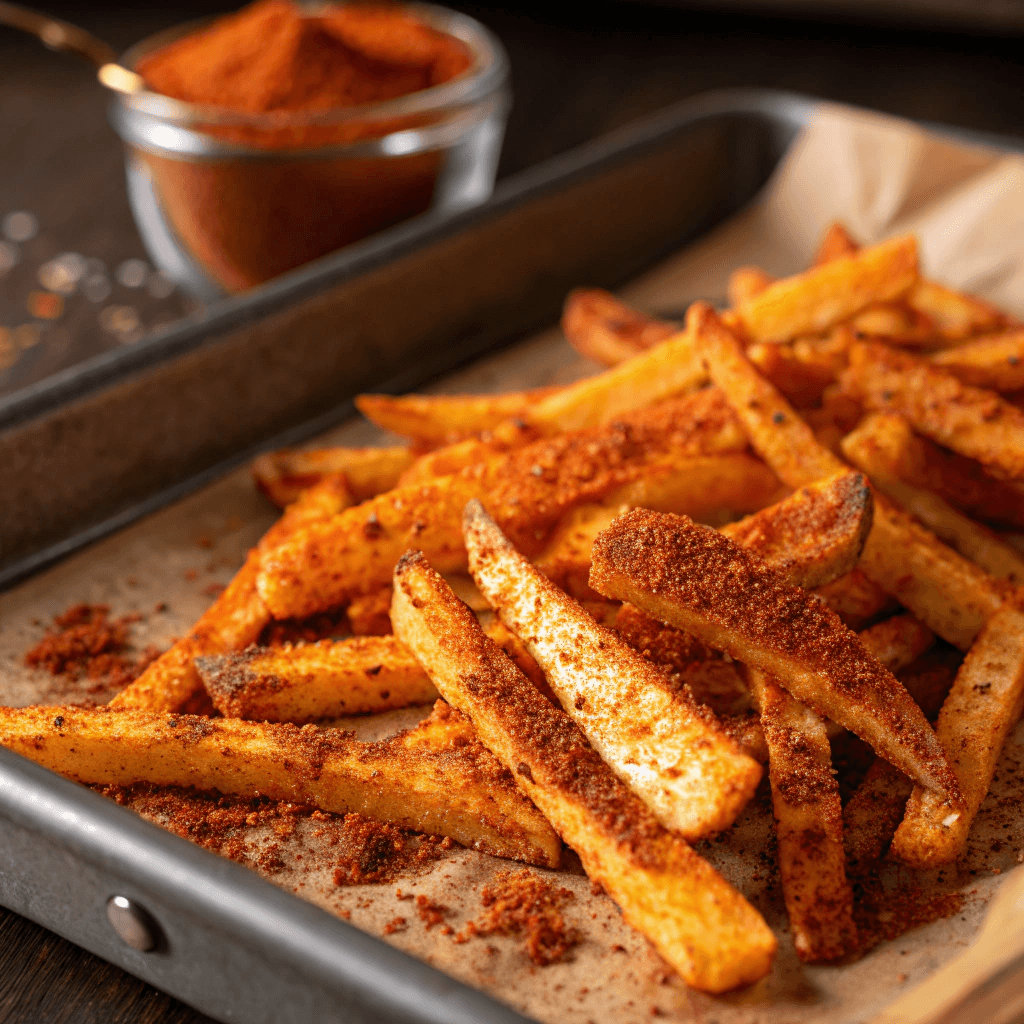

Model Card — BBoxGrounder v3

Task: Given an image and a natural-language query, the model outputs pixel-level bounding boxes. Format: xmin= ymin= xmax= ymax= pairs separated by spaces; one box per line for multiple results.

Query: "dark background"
xmin=2 ymin=2 xmax=1023 ymax=1021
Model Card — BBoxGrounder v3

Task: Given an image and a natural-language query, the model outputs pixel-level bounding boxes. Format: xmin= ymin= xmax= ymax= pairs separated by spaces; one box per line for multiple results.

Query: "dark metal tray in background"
xmin=2 ymin=89 xmax=1021 ymax=1024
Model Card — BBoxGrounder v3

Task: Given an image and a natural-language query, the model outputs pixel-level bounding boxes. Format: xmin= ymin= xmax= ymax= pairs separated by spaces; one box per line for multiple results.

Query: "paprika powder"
xmin=123 ymin=0 xmax=500 ymax=291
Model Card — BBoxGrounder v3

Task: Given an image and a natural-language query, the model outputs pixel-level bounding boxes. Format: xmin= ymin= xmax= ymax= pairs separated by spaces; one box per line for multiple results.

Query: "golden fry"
xmin=561 ymin=288 xmax=676 ymax=366
xmin=464 ymin=500 xmax=762 ymax=841
xmin=812 ymin=221 xmax=860 ymax=265
xmin=195 ymin=636 xmax=438 ymax=722
xmin=727 ymin=266 xmax=773 ymax=307
xmin=0 ymin=702 xmax=561 ymax=867
xmin=891 ymin=604 xmax=1024 ymax=869
xmin=930 ymin=329 xmax=1024 ymax=391
xmin=391 ymin=551 xmax=777 ymax=993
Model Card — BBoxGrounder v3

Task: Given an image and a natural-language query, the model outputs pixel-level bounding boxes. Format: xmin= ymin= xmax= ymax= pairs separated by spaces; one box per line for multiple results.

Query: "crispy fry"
xmin=727 ymin=266 xmax=773 ymax=308
xmin=195 ymin=636 xmax=438 ymax=722
xmin=257 ymin=390 xmax=749 ymax=619
xmin=391 ymin=551 xmax=776 ymax=992
xmin=734 ymin=235 xmax=918 ymax=344
xmin=843 ymin=414 xmax=1024 ymax=584
xmin=905 ymin=279 xmax=1010 ymax=343
xmin=464 ymin=500 xmax=762 ymax=840
xmin=589 ymin=508 xmax=960 ymax=801
xmin=842 ymin=341 xmax=1024 ymax=482
xmin=747 ymin=333 xmax=850 ymax=408
xmin=251 ymin=446 xmax=415 ymax=507
xmin=693 ymin=300 xmax=846 ymax=487
xmin=720 ymin=470 xmax=873 ymax=589
xmin=355 ymin=388 xmax=557 ymax=447
xmin=562 ymin=288 xmax=676 ymax=366
xmin=0 ymin=702 xmax=561 ymax=867
xmin=813 ymin=221 xmax=860 ymax=266
xmin=930 ymin=329 xmax=1024 ymax=391
xmin=748 ymin=668 xmax=856 ymax=962
xmin=346 ymin=587 xmax=394 ymax=635
xmin=113 ymin=475 xmax=357 ymax=712
xmin=891 ymin=604 xmax=1024 ymax=869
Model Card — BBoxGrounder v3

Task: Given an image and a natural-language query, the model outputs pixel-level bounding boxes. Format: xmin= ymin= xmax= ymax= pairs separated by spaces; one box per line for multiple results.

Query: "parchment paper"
xmin=3 ymin=101 xmax=1024 ymax=1024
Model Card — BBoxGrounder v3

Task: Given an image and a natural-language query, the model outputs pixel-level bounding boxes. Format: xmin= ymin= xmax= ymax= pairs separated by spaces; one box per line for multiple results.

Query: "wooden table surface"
xmin=3 ymin=2 xmax=1024 ymax=1021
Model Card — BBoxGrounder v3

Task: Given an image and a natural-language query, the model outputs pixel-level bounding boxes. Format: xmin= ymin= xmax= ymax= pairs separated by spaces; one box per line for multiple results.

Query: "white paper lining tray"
xmin=3 ymin=89 xmax=1024 ymax=1024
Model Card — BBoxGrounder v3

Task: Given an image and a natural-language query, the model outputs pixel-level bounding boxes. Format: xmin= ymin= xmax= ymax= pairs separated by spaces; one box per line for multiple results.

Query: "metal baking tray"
xmin=1 ymin=88 xmax=1022 ymax=1024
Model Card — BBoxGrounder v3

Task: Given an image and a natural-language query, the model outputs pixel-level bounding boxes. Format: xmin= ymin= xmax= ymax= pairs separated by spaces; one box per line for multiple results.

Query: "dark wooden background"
xmin=3 ymin=2 xmax=1024 ymax=1020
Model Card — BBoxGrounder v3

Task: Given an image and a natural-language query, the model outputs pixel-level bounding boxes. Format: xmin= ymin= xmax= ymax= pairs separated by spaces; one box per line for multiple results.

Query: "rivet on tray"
xmin=106 ymin=895 xmax=162 ymax=952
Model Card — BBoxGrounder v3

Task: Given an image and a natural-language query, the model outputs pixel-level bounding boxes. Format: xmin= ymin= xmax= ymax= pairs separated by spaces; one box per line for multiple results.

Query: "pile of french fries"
xmin=5 ymin=221 xmax=1024 ymax=994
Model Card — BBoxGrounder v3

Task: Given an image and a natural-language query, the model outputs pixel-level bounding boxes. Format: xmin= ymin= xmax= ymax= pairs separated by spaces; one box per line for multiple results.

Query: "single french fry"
xmin=562 ymin=288 xmax=677 ymax=366
xmin=843 ymin=414 xmax=1024 ymax=584
xmin=463 ymin=500 xmax=762 ymax=841
xmin=720 ymin=470 xmax=873 ymax=590
xmin=391 ymin=551 xmax=777 ymax=992
xmin=251 ymin=446 xmax=416 ymax=507
xmin=590 ymin=508 xmax=961 ymax=802
xmin=693 ymin=300 xmax=846 ymax=487
xmin=906 ymin=278 xmax=1011 ymax=343
xmin=734 ymin=235 xmax=919 ymax=344
xmin=748 ymin=668 xmax=857 ymax=963
xmin=930 ymin=329 xmax=1024 ymax=391
xmin=195 ymin=636 xmax=438 ymax=722
xmin=727 ymin=266 xmax=774 ymax=308
xmin=842 ymin=341 xmax=1024 ymax=482
xmin=257 ymin=390 xmax=749 ymax=620
xmin=0 ymin=702 xmax=561 ymax=867
xmin=813 ymin=221 xmax=860 ymax=266
xmin=113 ymin=475 xmax=357 ymax=712
xmin=891 ymin=604 xmax=1024 ymax=869
xmin=355 ymin=388 xmax=558 ymax=447
xmin=695 ymin=303 xmax=1007 ymax=649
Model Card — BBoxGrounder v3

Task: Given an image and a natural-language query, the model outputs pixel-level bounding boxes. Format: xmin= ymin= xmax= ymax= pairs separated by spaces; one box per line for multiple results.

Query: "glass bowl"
xmin=107 ymin=3 xmax=510 ymax=298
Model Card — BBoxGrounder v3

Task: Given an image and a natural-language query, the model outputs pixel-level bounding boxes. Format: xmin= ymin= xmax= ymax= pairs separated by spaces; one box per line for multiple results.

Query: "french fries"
xmin=890 ymin=604 xmax=1024 ymax=869
xmin=257 ymin=389 xmax=748 ymax=619
xmin=391 ymin=550 xmax=777 ymax=992
xmin=842 ymin=341 xmax=1024 ymax=482
xmin=589 ymin=508 xmax=961 ymax=802
xmin=355 ymin=387 xmax=558 ymax=447
xmin=0 ymin=702 xmax=561 ymax=867
xmin=843 ymin=414 xmax=1024 ymax=584
xmin=251 ymin=445 xmax=415 ymax=508
xmin=196 ymin=637 xmax=439 ymax=722
xmin=463 ymin=500 xmax=763 ymax=841
xmin=727 ymin=266 xmax=774 ymax=307
xmin=748 ymin=668 xmax=857 ymax=962
xmin=562 ymin=287 xmax=676 ymax=365
xmin=734 ymin=235 xmax=919 ymax=344
xmin=930 ymin=329 xmax=1024 ymax=391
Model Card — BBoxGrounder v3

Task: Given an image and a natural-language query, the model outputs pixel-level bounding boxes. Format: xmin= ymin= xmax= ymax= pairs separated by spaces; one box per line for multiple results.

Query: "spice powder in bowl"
xmin=110 ymin=0 xmax=509 ymax=292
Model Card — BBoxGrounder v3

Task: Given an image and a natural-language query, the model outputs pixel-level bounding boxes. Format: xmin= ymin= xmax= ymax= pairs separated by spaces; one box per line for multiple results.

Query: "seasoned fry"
xmin=813 ymin=569 xmax=897 ymax=629
xmin=251 ymin=446 xmax=416 ymax=507
xmin=355 ymin=388 xmax=557 ymax=447
xmin=843 ymin=414 xmax=1024 ymax=584
xmin=748 ymin=668 xmax=857 ymax=962
xmin=930 ymin=329 xmax=1024 ymax=392
xmin=813 ymin=221 xmax=860 ymax=265
xmin=856 ymin=613 xmax=936 ymax=675
xmin=747 ymin=333 xmax=850 ymax=408
xmin=195 ymin=636 xmax=438 ymax=722
xmin=891 ymin=604 xmax=1024 ymax=869
xmin=391 ymin=551 xmax=777 ymax=992
xmin=0 ymin=702 xmax=562 ymax=867
xmin=562 ymin=287 xmax=676 ymax=366
xmin=464 ymin=500 xmax=762 ymax=840
xmin=842 ymin=341 xmax=1024 ymax=482
xmin=257 ymin=390 xmax=749 ymax=619
xmin=589 ymin=508 xmax=961 ymax=801
xmin=346 ymin=587 xmax=394 ymax=635
xmin=905 ymin=278 xmax=1010 ymax=343
xmin=720 ymin=470 xmax=873 ymax=589
xmin=727 ymin=266 xmax=773 ymax=307
xmin=734 ymin=235 xmax=919 ymax=344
